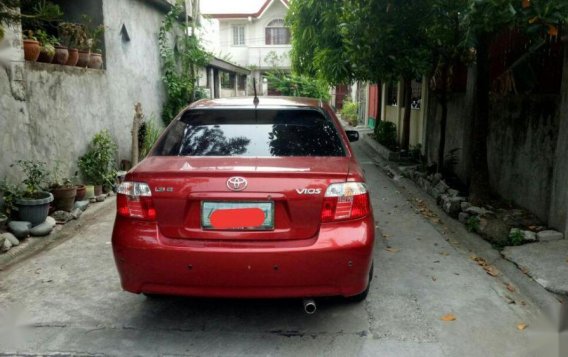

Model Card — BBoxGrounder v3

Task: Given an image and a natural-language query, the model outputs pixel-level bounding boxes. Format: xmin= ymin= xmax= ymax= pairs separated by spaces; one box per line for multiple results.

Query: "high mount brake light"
xmin=116 ymin=182 xmax=156 ymax=220
xmin=321 ymin=182 xmax=370 ymax=222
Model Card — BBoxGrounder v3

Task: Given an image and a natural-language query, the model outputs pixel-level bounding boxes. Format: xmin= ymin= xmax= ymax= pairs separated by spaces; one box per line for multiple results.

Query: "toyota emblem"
xmin=226 ymin=176 xmax=248 ymax=191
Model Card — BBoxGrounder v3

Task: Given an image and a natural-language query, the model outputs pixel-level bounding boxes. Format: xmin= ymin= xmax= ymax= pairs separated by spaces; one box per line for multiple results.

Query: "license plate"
xmin=201 ymin=201 xmax=274 ymax=230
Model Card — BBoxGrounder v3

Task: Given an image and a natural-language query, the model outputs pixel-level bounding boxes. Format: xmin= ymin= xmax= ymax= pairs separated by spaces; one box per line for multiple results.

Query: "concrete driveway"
xmin=0 ymin=142 xmax=552 ymax=356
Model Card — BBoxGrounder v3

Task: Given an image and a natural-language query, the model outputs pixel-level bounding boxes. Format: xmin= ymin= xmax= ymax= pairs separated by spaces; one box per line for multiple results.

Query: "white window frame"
xmin=232 ymin=25 xmax=245 ymax=46
xmin=265 ymin=19 xmax=290 ymax=45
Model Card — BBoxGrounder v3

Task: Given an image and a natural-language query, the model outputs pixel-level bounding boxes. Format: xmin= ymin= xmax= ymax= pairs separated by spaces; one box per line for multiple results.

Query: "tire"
xmin=347 ymin=262 xmax=373 ymax=303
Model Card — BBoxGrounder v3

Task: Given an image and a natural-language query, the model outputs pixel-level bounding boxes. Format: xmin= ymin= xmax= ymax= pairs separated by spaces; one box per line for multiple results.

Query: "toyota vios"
xmin=112 ymin=97 xmax=375 ymax=307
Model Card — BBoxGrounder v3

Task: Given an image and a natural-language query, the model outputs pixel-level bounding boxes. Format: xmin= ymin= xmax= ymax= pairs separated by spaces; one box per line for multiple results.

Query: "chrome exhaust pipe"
xmin=303 ymin=298 xmax=317 ymax=314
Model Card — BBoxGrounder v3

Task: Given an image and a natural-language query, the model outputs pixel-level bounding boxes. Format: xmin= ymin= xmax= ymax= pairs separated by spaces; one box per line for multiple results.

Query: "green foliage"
xmin=11 ymin=160 xmax=50 ymax=198
xmin=159 ymin=1 xmax=211 ymax=126
xmin=287 ymin=0 xmax=353 ymax=84
xmin=265 ymin=71 xmax=330 ymax=100
xmin=508 ymin=229 xmax=524 ymax=246
xmin=340 ymin=101 xmax=358 ymax=126
xmin=140 ymin=119 xmax=162 ymax=159
xmin=78 ymin=130 xmax=118 ymax=186
xmin=375 ymin=121 xmax=398 ymax=150
xmin=58 ymin=22 xmax=89 ymax=49
xmin=0 ymin=178 xmax=21 ymax=216
xmin=35 ymin=29 xmax=57 ymax=55
xmin=1 ymin=0 xmax=63 ymax=41
xmin=466 ymin=215 xmax=480 ymax=233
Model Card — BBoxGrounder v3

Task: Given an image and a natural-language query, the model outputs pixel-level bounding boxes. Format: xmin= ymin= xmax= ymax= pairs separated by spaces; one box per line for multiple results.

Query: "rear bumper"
xmin=112 ymin=217 xmax=374 ymax=298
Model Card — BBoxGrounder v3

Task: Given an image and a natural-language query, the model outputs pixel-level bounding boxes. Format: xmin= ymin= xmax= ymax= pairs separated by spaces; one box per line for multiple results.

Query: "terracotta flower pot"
xmin=54 ymin=46 xmax=69 ymax=65
xmin=51 ymin=186 xmax=77 ymax=212
xmin=75 ymin=185 xmax=86 ymax=201
xmin=66 ymin=48 xmax=79 ymax=66
xmin=77 ymin=50 xmax=90 ymax=67
xmin=94 ymin=185 xmax=103 ymax=196
xmin=23 ymin=39 xmax=41 ymax=62
xmin=88 ymin=53 xmax=103 ymax=69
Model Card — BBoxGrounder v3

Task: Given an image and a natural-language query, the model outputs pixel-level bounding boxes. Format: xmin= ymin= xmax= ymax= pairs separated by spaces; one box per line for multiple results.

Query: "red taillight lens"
xmin=321 ymin=182 xmax=370 ymax=222
xmin=116 ymin=182 xmax=156 ymax=221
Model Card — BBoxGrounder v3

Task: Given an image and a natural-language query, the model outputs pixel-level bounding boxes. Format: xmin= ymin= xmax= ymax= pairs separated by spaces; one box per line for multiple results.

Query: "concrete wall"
xmin=425 ymin=89 xmax=561 ymax=223
xmin=0 ymin=0 xmax=167 ymax=183
xmin=212 ymin=0 xmax=291 ymax=70
xmin=549 ymin=44 xmax=568 ymax=234
xmin=487 ymin=95 xmax=560 ymax=222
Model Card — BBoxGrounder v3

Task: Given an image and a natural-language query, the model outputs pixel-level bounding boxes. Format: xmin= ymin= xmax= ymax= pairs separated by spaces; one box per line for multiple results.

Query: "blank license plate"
xmin=201 ymin=201 xmax=274 ymax=230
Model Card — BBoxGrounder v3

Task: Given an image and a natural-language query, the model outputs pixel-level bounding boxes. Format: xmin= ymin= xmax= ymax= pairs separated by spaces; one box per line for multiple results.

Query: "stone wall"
xmin=0 ymin=0 xmax=167 ymax=183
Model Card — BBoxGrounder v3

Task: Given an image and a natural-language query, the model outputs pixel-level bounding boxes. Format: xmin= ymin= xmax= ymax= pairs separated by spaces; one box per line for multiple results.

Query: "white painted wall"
xmin=201 ymin=0 xmax=291 ymax=70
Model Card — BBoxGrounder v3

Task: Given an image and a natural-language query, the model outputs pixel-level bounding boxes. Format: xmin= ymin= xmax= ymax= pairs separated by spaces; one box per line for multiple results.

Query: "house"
xmin=197 ymin=57 xmax=251 ymax=98
xmin=0 ymin=0 xmax=181 ymax=182
xmin=200 ymin=0 xmax=291 ymax=95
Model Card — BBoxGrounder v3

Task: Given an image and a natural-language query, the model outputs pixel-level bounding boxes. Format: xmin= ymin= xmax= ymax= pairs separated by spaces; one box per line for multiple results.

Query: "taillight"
xmin=321 ymin=182 xmax=370 ymax=222
xmin=116 ymin=182 xmax=156 ymax=220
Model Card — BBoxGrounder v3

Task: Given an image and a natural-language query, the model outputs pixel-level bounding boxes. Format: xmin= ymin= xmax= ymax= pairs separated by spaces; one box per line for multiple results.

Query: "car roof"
xmin=189 ymin=96 xmax=324 ymax=109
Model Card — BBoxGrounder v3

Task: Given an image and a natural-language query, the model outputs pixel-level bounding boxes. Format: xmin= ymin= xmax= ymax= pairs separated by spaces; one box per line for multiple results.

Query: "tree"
xmin=425 ymin=0 xmax=470 ymax=174
xmin=159 ymin=1 xmax=211 ymax=126
xmin=287 ymin=0 xmax=353 ymax=84
xmin=0 ymin=0 xmax=62 ymax=41
xmin=463 ymin=0 xmax=568 ymax=202
xmin=288 ymin=0 xmax=432 ymax=149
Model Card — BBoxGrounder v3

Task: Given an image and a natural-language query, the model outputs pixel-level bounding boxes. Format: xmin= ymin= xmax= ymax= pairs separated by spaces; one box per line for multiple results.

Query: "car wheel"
xmin=347 ymin=262 xmax=373 ymax=303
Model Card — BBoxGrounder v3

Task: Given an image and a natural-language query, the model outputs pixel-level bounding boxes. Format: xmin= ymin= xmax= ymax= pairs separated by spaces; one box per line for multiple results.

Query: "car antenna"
xmin=253 ymin=77 xmax=259 ymax=107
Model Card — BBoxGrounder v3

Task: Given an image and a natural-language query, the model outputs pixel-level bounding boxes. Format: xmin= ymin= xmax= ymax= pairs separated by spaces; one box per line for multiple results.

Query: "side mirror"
xmin=346 ymin=130 xmax=359 ymax=142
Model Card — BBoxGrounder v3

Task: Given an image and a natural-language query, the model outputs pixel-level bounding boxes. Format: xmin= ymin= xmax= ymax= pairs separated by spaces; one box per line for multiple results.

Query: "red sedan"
xmin=112 ymin=97 xmax=375 ymax=309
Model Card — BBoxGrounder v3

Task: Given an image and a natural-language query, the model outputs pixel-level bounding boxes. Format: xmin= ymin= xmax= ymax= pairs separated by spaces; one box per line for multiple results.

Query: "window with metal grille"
xmin=232 ymin=25 xmax=245 ymax=46
xmin=265 ymin=19 xmax=290 ymax=45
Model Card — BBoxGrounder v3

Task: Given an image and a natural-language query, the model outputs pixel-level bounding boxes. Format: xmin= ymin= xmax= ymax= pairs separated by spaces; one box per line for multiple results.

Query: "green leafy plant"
xmin=159 ymin=1 xmax=211 ymax=126
xmin=508 ymin=229 xmax=524 ymax=246
xmin=81 ymin=14 xmax=104 ymax=52
xmin=0 ymin=178 xmax=21 ymax=216
xmin=340 ymin=101 xmax=359 ymax=126
xmin=58 ymin=22 xmax=88 ymax=49
xmin=465 ymin=215 xmax=480 ymax=233
xmin=78 ymin=130 xmax=118 ymax=187
xmin=49 ymin=161 xmax=75 ymax=189
xmin=1 ymin=0 xmax=63 ymax=41
xmin=35 ymin=29 xmax=57 ymax=56
xmin=140 ymin=119 xmax=162 ymax=159
xmin=11 ymin=160 xmax=50 ymax=198
xmin=265 ymin=71 xmax=330 ymax=100
xmin=375 ymin=120 xmax=398 ymax=150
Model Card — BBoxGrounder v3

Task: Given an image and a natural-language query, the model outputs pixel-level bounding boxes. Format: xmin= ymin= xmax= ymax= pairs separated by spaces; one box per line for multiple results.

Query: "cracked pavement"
xmin=0 ymin=143 xmax=549 ymax=356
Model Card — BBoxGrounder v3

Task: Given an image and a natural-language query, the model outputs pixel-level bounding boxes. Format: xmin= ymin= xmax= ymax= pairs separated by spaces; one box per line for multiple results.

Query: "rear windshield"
xmin=152 ymin=108 xmax=346 ymax=157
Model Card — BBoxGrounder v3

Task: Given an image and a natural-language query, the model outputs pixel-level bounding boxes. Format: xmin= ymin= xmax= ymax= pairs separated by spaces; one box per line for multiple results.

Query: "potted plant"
xmin=79 ymin=130 xmax=118 ymax=197
xmin=11 ymin=160 xmax=53 ymax=226
xmin=49 ymin=162 xmax=77 ymax=212
xmin=35 ymin=29 xmax=57 ymax=63
xmin=58 ymin=22 xmax=87 ymax=66
xmin=22 ymin=30 xmax=41 ymax=62
xmin=87 ymin=24 xmax=104 ymax=70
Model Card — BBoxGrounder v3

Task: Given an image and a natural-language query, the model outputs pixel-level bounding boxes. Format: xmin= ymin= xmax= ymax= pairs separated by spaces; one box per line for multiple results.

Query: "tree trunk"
xmin=131 ymin=102 xmax=144 ymax=166
xmin=401 ymin=78 xmax=412 ymax=150
xmin=469 ymin=34 xmax=492 ymax=203
xmin=437 ymin=64 xmax=449 ymax=174
xmin=376 ymin=82 xmax=382 ymax=122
